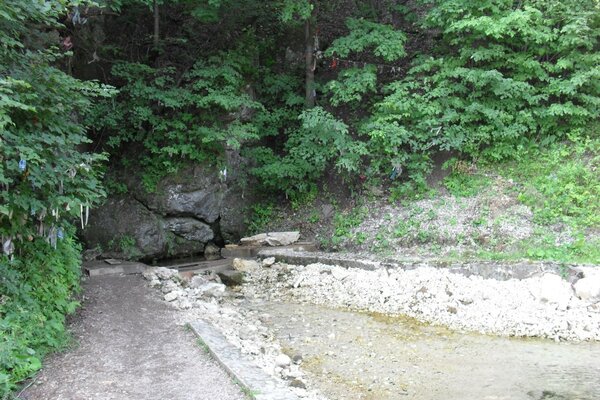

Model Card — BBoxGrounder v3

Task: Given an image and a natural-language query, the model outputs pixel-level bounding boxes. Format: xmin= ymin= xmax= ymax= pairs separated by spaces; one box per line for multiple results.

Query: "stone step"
xmin=83 ymin=260 xmax=148 ymax=277
xmin=189 ymin=320 xmax=301 ymax=400
xmin=221 ymin=241 xmax=317 ymax=258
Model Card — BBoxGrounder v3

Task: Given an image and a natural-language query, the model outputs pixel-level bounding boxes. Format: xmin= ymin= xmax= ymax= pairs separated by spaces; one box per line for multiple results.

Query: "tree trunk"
xmin=304 ymin=11 xmax=316 ymax=108
xmin=153 ymin=0 xmax=159 ymax=50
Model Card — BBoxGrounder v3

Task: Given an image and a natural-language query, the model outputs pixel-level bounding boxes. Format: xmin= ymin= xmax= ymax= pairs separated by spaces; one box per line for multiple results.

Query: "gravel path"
xmin=20 ymin=274 xmax=245 ymax=400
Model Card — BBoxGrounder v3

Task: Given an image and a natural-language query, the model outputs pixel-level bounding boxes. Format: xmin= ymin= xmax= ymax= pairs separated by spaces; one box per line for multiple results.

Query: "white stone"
xmin=149 ymin=279 xmax=161 ymax=288
xmin=197 ymin=282 xmax=226 ymax=298
xmin=161 ymin=280 xmax=179 ymax=294
xmin=164 ymin=291 xmax=179 ymax=302
xmin=240 ymin=233 xmax=268 ymax=246
xmin=142 ymin=270 xmax=157 ymax=281
xmin=331 ymin=268 xmax=350 ymax=281
xmin=275 ymin=353 xmax=292 ymax=368
xmin=265 ymin=232 xmax=301 ymax=246
xmin=262 ymin=257 xmax=276 ymax=267
xmin=154 ymin=267 xmax=178 ymax=280
xmin=232 ymin=258 xmax=260 ymax=272
xmin=573 ymin=277 xmax=600 ymax=302
xmin=292 ymin=276 xmax=304 ymax=288
xmin=176 ymin=298 xmax=193 ymax=309
xmin=189 ymin=275 xmax=209 ymax=289
xmin=532 ymin=274 xmax=573 ymax=306
xmin=240 ymin=231 xmax=300 ymax=246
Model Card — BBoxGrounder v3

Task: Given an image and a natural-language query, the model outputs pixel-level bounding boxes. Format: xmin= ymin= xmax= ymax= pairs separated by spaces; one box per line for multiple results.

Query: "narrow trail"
xmin=20 ymin=274 xmax=245 ymax=400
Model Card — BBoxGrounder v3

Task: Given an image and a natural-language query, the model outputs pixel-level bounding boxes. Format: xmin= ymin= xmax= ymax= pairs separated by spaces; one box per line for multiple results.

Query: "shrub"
xmin=365 ymin=0 xmax=600 ymax=179
xmin=0 ymin=236 xmax=82 ymax=396
xmin=250 ymin=107 xmax=366 ymax=197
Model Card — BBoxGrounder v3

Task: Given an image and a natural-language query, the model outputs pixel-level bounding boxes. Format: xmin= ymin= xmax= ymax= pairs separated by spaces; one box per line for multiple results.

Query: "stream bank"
xmin=142 ymin=251 xmax=600 ymax=400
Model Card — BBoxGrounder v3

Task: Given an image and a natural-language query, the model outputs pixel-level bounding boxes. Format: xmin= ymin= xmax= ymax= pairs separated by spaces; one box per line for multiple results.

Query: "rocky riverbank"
xmin=141 ymin=255 xmax=600 ymax=399
xmin=242 ymin=258 xmax=600 ymax=341
xmin=141 ymin=266 xmax=327 ymax=400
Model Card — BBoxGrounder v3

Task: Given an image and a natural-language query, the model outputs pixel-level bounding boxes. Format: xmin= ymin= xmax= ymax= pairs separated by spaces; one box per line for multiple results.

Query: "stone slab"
xmin=189 ymin=320 xmax=301 ymax=400
xmin=83 ymin=260 xmax=148 ymax=277
xmin=222 ymin=242 xmax=317 ymax=258
xmin=256 ymin=250 xmax=589 ymax=281
xmin=170 ymin=258 xmax=232 ymax=272
xmin=257 ymin=249 xmax=382 ymax=271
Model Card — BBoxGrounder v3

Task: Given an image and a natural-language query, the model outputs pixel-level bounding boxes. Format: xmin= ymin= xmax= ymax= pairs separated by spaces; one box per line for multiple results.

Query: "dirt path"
xmin=20 ymin=274 xmax=245 ymax=400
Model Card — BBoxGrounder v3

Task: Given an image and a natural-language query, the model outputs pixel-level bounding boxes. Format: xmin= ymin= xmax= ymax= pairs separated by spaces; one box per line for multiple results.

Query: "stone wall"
xmin=82 ymin=159 xmax=254 ymax=261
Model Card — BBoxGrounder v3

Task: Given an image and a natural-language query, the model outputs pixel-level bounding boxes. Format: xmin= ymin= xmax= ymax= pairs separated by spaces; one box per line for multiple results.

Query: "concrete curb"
xmin=189 ymin=320 xmax=301 ymax=400
xmin=257 ymin=249 xmax=588 ymax=281
xmin=83 ymin=260 xmax=148 ymax=276
xmin=257 ymin=249 xmax=383 ymax=271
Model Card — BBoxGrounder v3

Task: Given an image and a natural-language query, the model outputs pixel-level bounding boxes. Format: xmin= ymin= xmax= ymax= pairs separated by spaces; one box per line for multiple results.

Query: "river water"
xmin=247 ymin=301 xmax=600 ymax=400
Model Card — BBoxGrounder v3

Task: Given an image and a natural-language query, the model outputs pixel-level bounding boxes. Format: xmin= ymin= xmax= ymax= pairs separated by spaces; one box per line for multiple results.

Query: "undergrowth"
xmin=440 ymin=138 xmax=600 ymax=263
xmin=0 ymin=236 xmax=82 ymax=397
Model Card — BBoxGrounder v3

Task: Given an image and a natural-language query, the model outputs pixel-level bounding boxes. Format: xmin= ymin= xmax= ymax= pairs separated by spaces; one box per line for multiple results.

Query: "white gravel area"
xmin=244 ymin=261 xmax=600 ymax=342
xmin=142 ymin=267 xmax=327 ymax=400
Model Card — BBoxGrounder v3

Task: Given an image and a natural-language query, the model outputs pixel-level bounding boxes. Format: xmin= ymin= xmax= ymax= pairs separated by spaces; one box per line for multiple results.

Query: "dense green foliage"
xmin=91 ymin=52 xmax=261 ymax=190
xmin=1 ymin=1 xmax=110 ymax=395
xmin=86 ymin=0 xmax=599 ymax=196
xmin=250 ymin=107 xmax=365 ymax=195
xmin=1 ymin=0 xmax=110 ymax=243
xmin=0 ymin=237 xmax=82 ymax=396
xmin=365 ymin=0 xmax=600 ymax=180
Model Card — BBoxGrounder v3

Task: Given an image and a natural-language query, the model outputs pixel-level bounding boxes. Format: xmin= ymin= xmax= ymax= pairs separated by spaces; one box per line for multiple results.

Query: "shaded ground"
xmin=20 ymin=274 xmax=245 ymax=400
xmin=253 ymin=301 xmax=600 ymax=400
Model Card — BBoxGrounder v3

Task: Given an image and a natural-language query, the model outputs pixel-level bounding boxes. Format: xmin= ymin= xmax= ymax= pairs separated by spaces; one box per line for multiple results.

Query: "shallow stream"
xmin=247 ymin=301 xmax=600 ymax=400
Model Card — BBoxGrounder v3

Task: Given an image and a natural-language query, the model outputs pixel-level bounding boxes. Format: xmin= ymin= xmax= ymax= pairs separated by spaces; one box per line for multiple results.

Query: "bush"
xmin=0 ymin=236 xmax=82 ymax=396
xmin=1 ymin=2 xmax=109 ymax=396
xmin=250 ymin=107 xmax=366 ymax=197
xmin=364 ymin=0 xmax=600 ymax=180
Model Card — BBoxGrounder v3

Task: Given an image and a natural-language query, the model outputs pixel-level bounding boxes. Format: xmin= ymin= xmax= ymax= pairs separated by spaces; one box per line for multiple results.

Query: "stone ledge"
xmin=256 ymin=250 xmax=593 ymax=281
xmin=189 ymin=320 xmax=300 ymax=400
xmin=222 ymin=242 xmax=317 ymax=258
xmin=83 ymin=260 xmax=148 ymax=277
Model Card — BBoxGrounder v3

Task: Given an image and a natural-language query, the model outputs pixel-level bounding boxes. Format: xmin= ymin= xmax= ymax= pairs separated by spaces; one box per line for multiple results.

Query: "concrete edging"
xmin=189 ymin=320 xmax=301 ymax=400
xmin=256 ymin=249 xmax=588 ymax=281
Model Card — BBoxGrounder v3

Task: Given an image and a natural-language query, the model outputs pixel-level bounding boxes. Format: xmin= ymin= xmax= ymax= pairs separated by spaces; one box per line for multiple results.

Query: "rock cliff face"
xmin=82 ymin=160 xmax=253 ymax=261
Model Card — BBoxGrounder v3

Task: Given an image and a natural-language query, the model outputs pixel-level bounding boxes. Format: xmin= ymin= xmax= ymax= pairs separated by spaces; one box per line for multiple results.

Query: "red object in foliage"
xmin=331 ymin=58 xmax=338 ymax=70
xmin=359 ymin=174 xmax=367 ymax=182
xmin=61 ymin=36 xmax=73 ymax=50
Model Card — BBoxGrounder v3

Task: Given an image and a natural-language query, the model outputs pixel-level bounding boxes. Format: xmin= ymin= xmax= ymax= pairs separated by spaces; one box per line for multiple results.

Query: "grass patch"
xmin=502 ymin=139 xmax=600 ymax=229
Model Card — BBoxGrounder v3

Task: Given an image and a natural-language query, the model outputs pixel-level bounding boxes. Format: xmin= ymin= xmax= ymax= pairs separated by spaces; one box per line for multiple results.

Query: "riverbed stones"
xmin=533 ymin=273 xmax=574 ymax=307
xmin=189 ymin=275 xmax=210 ymax=289
xmin=153 ymin=267 xmax=179 ymax=280
xmin=217 ymin=270 xmax=244 ymax=286
xmin=242 ymin=260 xmax=600 ymax=341
xmin=275 ymin=354 xmax=292 ymax=368
xmin=232 ymin=258 xmax=259 ymax=272
xmin=262 ymin=257 xmax=276 ymax=267
xmin=195 ymin=282 xmax=226 ymax=298
xmin=164 ymin=291 xmax=179 ymax=302
xmin=574 ymin=277 xmax=600 ymax=302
